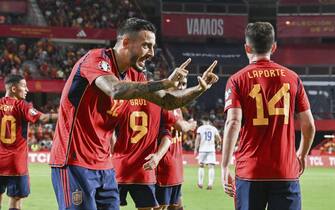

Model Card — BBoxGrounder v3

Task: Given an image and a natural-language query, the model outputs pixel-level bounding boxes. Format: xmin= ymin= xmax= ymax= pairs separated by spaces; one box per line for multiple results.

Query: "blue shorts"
xmin=0 ymin=175 xmax=30 ymax=198
xmin=155 ymin=184 xmax=182 ymax=206
xmin=51 ymin=165 xmax=120 ymax=210
xmin=118 ymin=184 xmax=159 ymax=208
xmin=235 ymin=178 xmax=301 ymax=210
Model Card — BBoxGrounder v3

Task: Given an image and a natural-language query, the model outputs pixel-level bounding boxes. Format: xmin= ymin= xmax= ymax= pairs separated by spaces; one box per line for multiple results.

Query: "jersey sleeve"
xmin=21 ymin=101 xmax=42 ymax=123
xmin=161 ymin=109 xmax=178 ymax=127
xmin=295 ymin=78 xmax=310 ymax=113
xmin=224 ymin=76 xmax=242 ymax=112
xmin=80 ymin=51 xmax=116 ymax=85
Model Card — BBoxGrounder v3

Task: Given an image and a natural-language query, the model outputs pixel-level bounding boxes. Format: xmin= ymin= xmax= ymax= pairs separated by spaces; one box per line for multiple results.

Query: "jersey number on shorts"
xmin=0 ymin=115 xmax=16 ymax=144
xmin=130 ymin=111 xmax=148 ymax=143
xmin=249 ymin=83 xmax=290 ymax=126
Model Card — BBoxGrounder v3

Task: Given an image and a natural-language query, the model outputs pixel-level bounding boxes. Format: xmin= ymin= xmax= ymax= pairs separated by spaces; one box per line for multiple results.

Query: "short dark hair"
xmin=245 ymin=22 xmax=275 ymax=54
xmin=4 ymin=74 xmax=24 ymax=85
xmin=202 ymin=114 xmax=210 ymax=122
xmin=117 ymin=17 xmax=156 ymax=39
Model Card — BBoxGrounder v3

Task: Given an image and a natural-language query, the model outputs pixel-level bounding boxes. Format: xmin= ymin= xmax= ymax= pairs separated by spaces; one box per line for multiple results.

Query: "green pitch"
xmin=1 ymin=164 xmax=334 ymax=210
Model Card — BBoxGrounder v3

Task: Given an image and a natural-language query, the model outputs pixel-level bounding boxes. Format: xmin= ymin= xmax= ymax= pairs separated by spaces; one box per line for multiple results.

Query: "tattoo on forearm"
xmin=112 ymin=81 xmax=167 ymax=99
xmin=146 ymin=81 xmax=166 ymax=92
xmin=161 ymin=86 xmax=204 ymax=109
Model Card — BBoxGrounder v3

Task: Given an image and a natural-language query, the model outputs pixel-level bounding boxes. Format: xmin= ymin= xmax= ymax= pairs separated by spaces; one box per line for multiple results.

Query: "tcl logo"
xmin=28 ymin=153 xmax=50 ymax=163
xmin=309 ymin=156 xmax=324 ymax=166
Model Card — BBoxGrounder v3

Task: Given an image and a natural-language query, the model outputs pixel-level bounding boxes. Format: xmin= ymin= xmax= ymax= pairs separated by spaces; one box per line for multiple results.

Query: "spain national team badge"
xmin=29 ymin=108 xmax=38 ymax=116
xmin=98 ymin=60 xmax=111 ymax=72
xmin=72 ymin=189 xmax=83 ymax=206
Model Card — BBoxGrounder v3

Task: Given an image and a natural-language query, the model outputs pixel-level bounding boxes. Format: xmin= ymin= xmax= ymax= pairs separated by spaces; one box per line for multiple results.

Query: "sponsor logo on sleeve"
xmin=225 ymin=88 xmax=232 ymax=101
xmin=98 ymin=61 xmax=111 ymax=72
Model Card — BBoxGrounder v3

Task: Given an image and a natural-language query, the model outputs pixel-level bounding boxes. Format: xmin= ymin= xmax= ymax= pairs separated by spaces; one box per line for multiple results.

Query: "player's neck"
xmin=249 ymin=54 xmax=271 ymax=64
xmin=5 ymin=93 xmax=18 ymax=100
xmin=112 ymin=48 xmax=129 ymax=74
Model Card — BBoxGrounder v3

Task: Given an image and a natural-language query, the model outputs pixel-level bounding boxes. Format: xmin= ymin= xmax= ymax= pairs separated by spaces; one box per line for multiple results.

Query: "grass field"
xmin=1 ymin=164 xmax=334 ymax=210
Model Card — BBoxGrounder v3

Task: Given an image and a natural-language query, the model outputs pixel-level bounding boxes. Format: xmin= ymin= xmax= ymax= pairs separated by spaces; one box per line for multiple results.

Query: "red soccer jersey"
xmin=224 ymin=59 xmax=310 ymax=180
xmin=112 ymin=74 xmax=174 ymax=184
xmin=156 ymin=109 xmax=184 ymax=186
xmin=0 ymin=97 xmax=41 ymax=175
xmin=50 ymin=48 xmax=125 ymax=170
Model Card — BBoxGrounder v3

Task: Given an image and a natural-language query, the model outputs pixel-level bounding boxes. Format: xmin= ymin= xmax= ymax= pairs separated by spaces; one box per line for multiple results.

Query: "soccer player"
xmin=50 ymin=17 xmax=218 ymax=210
xmin=0 ymin=74 xmax=57 ymax=210
xmin=155 ymin=78 xmax=197 ymax=210
xmin=194 ymin=115 xmax=221 ymax=190
xmin=221 ymin=22 xmax=315 ymax=210
xmin=112 ymin=62 xmax=216 ymax=210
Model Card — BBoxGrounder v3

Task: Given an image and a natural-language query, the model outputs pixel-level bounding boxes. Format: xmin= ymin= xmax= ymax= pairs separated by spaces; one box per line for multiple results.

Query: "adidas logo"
xmin=76 ymin=30 xmax=87 ymax=38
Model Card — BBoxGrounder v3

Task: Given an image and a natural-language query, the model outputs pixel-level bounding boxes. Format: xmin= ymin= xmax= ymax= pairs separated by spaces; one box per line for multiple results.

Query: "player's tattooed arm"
xmin=96 ymin=75 xmax=174 ymax=98
xmin=96 ymin=59 xmax=218 ymax=110
xmin=95 ymin=59 xmax=190 ymax=99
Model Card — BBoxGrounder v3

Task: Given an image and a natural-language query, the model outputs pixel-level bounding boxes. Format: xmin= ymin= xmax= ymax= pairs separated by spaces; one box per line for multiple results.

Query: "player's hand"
xmin=297 ymin=154 xmax=307 ymax=176
xmin=221 ymin=167 xmax=235 ymax=197
xmin=143 ymin=153 xmax=160 ymax=170
xmin=197 ymin=60 xmax=219 ymax=91
xmin=167 ymin=58 xmax=191 ymax=88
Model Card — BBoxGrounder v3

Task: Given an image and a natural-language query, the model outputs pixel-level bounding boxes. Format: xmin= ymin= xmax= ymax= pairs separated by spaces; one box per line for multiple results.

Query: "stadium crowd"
xmin=37 ymin=0 xmax=140 ymax=28
xmin=0 ymin=38 xmax=101 ymax=79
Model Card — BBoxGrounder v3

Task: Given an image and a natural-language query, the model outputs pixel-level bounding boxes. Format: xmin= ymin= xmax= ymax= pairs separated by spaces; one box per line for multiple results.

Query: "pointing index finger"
xmin=204 ymin=60 xmax=218 ymax=74
xmin=179 ymin=58 xmax=192 ymax=69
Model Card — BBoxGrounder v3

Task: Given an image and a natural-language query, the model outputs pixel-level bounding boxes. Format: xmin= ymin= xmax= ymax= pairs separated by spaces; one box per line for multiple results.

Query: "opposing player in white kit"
xmin=194 ymin=115 xmax=221 ymax=190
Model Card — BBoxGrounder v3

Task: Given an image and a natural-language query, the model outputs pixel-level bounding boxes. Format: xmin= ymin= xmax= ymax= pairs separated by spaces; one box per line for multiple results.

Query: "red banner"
xmin=0 ymin=24 xmax=116 ymax=40
xmin=277 ymin=15 xmax=335 ymax=38
xmin=0 ymin=1 xmax=27 ymax=14
xmin=161 ymin=13 xmax=247 ymax=39
xmin=0 ymin=79 xmax=65 ymax=93
xmin=273 ymin=44 xmax=335 ymax=65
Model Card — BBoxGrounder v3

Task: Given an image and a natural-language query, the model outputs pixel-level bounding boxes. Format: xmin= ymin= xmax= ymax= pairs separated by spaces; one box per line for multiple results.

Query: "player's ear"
xmin=244 ymin=44 xmax=253 ymax=54
xmin=11 ymin=85 xmax=17 ymax=93
xmin=270 ymin=42 xmax=277 ymax=54
xmin=122 ymin=35 xmax=130 ymax=49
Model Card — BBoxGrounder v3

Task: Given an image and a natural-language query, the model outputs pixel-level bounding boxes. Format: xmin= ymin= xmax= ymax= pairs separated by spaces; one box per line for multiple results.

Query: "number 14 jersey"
xmin=224 ymin=59 xmax=310 ymax=180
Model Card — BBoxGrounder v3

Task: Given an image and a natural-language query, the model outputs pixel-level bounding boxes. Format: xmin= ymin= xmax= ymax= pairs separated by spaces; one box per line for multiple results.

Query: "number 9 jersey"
xmin=0 ymin=97 xmax=42 ymax=175
xmin=224 ymin=59 xmax=310 ymax=180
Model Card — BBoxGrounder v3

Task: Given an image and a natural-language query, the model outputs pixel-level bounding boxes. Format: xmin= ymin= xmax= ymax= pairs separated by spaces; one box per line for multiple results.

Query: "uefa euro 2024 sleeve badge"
xmin=72 ymin=189 xmax=83 ymax=206
xmin=98 ymin=60 xmax=111 ymax=72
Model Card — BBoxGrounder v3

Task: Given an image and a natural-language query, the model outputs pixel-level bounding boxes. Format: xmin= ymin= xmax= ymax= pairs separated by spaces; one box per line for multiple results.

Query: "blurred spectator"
xmin=27 ymin=103 xmax=58 ymax=151
xmin=0 ymin=14 xmax=25 ymax=25
xmin=0 ymin=38 xmax=103 ymax=79
xmin=320 ymin=138 xmax=335 ymax=155
xmin=38 ymin=0 xmax=141 ymax=28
